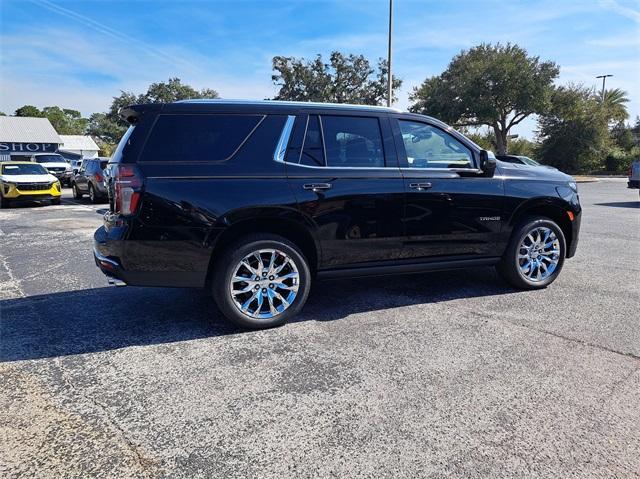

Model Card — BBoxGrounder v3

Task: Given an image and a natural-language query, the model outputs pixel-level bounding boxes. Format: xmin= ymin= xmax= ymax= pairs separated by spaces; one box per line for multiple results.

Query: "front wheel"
xmin=497 ymin=217 xmax=566 ymax=289
xmin=0 ymin=196 xmax=10 ymax=208
xmin=88 ymin=184 xmax=99 ymax=204
xmin=211 ymin=234 xmax=311 ymax=329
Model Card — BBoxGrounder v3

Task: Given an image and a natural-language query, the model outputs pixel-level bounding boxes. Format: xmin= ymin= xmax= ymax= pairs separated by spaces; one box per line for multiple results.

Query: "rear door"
xmin=391 ymin=116 xmax=504 ymax=259
xmin=284 ymin=112 xmax=405 ymax=268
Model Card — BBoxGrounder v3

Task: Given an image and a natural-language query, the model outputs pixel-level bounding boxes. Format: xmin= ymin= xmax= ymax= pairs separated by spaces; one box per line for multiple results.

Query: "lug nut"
xmin=269 ymin=284 xmax=274 ymax=288
xmin=262 ymin=288 xmax=267 ymax=293
xmin=269 ymin=276 xmax=274 ymax=280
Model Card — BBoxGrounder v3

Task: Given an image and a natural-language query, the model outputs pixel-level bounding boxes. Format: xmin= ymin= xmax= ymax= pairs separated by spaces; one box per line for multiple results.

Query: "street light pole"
xmin=387 ymin=0 xmax=393 ymax=107
xmin=596 ymin=74 xmax=613 ymax=100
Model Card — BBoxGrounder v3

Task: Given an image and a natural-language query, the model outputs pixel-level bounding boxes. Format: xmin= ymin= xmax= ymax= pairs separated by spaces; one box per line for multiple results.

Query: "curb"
xmin=574 ymin=176 xmax=599 ymax=183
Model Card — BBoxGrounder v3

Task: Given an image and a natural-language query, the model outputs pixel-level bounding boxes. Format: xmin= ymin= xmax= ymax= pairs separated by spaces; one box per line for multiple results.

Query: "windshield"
xmin=34 ymin=154 xmax=66 ymax=163
xmin=2 ymin=163 xmax=48 ymax=175
xmin=519 ymin=156 xmax=541 ymax=166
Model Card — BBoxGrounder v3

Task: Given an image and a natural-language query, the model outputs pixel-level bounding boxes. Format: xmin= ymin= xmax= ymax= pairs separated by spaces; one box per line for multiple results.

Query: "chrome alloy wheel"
xmin=517 ymin=226 xmax=560 ymax=282
xmin=229 ymin=249 xmax=300 ymax=319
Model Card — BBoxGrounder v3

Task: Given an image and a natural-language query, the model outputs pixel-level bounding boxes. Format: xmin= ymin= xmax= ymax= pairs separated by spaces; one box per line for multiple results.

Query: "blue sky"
xmin=1 ymin=0 xmax=638 ymax=138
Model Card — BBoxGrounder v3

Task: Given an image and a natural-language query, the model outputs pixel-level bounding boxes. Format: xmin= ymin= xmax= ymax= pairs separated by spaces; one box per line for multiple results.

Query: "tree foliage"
xmin=536 ymin=85 xmax=610 ymax=173
xmin=14 ymin=105 xmax=88 ymax=134
xmin=597 ymin=88 xmax=629 ymax=123
xmin=89 ymin=78 xmax=219 ymax=145
xmin=409 ymin=43 xmax=559 ymax=154
xmin=272 ymin=52 xmax=402 ymax=105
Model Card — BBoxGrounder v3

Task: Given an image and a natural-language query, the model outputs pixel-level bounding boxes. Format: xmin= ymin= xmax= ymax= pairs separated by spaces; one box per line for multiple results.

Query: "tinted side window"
xmin=321 ymin=116 xmax=384 ymax=168
xmin=300 ymin=115 xmax=325 ymax=167
xmin=399 ymin=121 xmax=473 ymax=169
xmin=141 ymin=114 xmax=262 ymax=162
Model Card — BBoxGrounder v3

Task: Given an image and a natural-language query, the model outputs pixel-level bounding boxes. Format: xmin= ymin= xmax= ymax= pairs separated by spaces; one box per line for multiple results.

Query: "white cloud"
xmin=599 ymin=0 xmax=640 ymax=23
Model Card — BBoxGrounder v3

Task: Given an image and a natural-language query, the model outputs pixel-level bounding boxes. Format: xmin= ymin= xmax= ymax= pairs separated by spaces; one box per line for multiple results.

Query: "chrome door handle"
xmin=409 ymin=182 xmax=433 ymax=190
xmin=303 ymin=183 xmax=332 ymax=191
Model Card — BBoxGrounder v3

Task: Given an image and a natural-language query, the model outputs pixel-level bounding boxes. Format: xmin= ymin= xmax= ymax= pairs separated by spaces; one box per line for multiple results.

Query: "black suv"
xmin=94 ymin=100 xmax=581 ymax=328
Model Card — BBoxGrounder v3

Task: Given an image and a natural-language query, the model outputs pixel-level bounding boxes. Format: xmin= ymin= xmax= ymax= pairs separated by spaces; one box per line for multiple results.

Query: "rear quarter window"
xmin=139 ymin=114 xmax=263 ymax=162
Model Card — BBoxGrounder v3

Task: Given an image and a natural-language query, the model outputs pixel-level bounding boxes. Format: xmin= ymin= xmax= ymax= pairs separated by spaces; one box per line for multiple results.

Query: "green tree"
xmin=598 ymin=88 xmax=629 ymax=123
xmin=91 ymin=78 xmax=219 ymax=146
xmin=14 ymin=105 xmax=87 ymax=134
xmin=508 ymin=138 xmax=537 ymax=158
xmin=272 ymin=51 xmax=402 ymax=105
xmin=141 ymin=78 xmax=219 ymax=103
xmin=464 ymin=128 xmax=495 ymax=151
xmin=14 ymin=105 xmax=44 ymax=117
xmin=536 ymin=85 xmax=609 ymax=173
xmin=610 ymin=121 xmax=635 ymax=151
xmin=42 ymin=106 xmax=88 ymax=134
xmin=409 ymin=43 xmax=559 ymax=154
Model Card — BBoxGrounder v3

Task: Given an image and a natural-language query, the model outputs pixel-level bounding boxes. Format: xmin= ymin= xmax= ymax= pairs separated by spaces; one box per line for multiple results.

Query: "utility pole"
xmin=387 ymin=0 xmax=393 ymax=107
xmin=596 ymin=74 xmax=613 ymax=100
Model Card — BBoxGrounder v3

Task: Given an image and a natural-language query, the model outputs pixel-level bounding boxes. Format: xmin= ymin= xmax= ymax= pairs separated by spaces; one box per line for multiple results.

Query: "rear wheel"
xmin=72 ymin=183 xmax=83 ymax=199
xmin=211 ymin=234 xmax=311 ymax=329
xmin=497 ymin=217 xmax=566 ymax=289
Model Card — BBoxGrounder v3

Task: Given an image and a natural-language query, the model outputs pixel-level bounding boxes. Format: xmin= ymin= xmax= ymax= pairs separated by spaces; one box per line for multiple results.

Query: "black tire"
xmin=88 ymin=184 xmax=99 ymax=204
xmin=72 ymin=183 xmax=83 ymax=199
xmin=51 ymin=197 xmax=61 ymax=205
xmin=211 ymin=234 xmax=311 ymax=329
xmin=497 ymin=216 xmax=566 ymax=289
xmin=0 ymin=196 xmax=10 ymax=208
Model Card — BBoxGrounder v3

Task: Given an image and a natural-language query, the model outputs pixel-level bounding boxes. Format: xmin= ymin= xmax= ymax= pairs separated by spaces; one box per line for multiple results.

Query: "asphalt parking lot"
xmin=1 ymin=179 xmax=639 ymax=478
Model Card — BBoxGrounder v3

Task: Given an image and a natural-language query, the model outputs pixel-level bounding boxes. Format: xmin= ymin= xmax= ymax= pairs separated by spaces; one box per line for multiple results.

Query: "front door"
xmin=392 ymin=117 xmax=504 ymax=260
xmin=285 ymin=113 xmax=405 ymax=268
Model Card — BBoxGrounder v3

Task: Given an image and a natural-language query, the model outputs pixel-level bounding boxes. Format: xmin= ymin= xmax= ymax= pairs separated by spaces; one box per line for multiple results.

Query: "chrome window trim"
xmin=275 ymin=114 xmax=483 ymax=175
xmin=284 ymin=162 xmax=482 ymax=174
xmin=273 ymin=115 xmax=296 ymax=164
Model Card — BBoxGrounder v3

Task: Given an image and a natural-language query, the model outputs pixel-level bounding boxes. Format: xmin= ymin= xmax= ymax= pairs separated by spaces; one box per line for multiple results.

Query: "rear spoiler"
xmin=119 ymin=103 xmax=164 ymax=124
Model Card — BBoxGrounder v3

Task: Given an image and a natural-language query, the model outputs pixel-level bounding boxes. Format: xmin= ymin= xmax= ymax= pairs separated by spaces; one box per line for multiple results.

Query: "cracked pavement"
xmin=1 ymin=179 xmax=639 ymax=478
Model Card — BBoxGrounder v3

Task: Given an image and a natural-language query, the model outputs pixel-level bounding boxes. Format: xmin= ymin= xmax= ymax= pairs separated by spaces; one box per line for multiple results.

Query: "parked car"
xmin=71 ymin=158 xmax=109 ymax=203
xmin=496 ymin=154 xmax=557 ymax=170
xmin=69 ymin=158 xmax=84 ymax=175
xmin=0 ymin=161 xmax=61 ymax=207
xmin=31 ymin=153 xmax=73 ymax=186
xmin=103 ymin=161 xmax=118 ymax=211
xmin=628 ymin=160 xmax=640 ymax=197
xmin=94 ymin=100 xmax=582 ymax=329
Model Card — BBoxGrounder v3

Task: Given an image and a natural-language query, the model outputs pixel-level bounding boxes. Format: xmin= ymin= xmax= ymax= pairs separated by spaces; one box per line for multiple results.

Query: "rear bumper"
xmin=93 ymin=225 xmax=206 ymax=288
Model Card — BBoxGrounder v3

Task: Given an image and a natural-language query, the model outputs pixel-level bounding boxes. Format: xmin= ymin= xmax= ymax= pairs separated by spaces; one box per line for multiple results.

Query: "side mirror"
xmin=479 ymin=150 xmax=497 ymax=177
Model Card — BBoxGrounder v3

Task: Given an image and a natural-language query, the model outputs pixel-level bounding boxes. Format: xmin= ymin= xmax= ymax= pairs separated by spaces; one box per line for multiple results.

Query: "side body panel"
xmin=99 ymin=111 xmax=298 ymax=286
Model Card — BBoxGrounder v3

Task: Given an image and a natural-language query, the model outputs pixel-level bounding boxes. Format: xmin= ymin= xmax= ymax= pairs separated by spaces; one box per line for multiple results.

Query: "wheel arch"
xmin=508 ymin=198 xmax=573 ymax=253
xmin=205 ymin=209 xmax=321 ymax=285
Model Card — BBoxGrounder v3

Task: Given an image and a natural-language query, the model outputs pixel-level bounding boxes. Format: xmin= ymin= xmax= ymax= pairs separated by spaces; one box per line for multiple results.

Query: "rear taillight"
xmin=114 ymin=164 xmax=143 ymax=215
xmin=95 ymin=172 xmax=104 ymax=182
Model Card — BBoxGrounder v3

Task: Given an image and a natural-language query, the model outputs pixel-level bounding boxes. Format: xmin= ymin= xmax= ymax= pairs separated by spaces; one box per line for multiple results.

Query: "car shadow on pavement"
xmin=0 ymin=267 xmax=516 ymax=362
xmin=594 ymin=201 xmax=639 ymax=209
